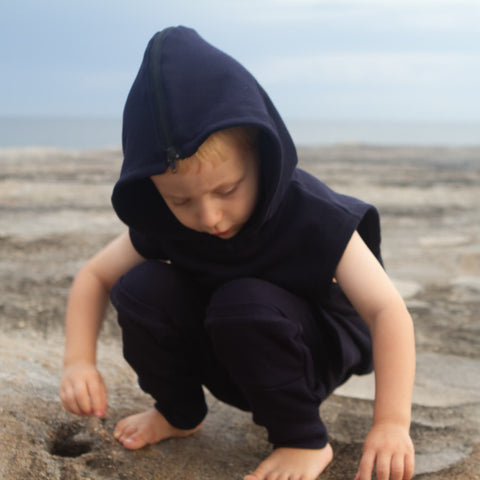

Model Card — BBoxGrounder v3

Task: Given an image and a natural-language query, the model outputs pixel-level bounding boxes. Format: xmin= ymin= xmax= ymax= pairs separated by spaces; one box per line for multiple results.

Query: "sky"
xmin=1 ymin=0 xmax=480 ymax=122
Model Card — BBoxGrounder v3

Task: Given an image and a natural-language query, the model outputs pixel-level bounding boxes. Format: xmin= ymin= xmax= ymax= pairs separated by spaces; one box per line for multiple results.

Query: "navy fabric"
xmin=110 ymin=261 xmax=248 ymax=429
xmin=110 ymin=261 xmax=371 ymax=447
xmin=111 ymin=26 xmax=381 ymax=303
xmin=206 ymin=277 xmax=330 ymax=448
xmin=112 ymin=26 xmax=296 ymax=236
xmin=109 ymin=26 xmax=381 ymax=448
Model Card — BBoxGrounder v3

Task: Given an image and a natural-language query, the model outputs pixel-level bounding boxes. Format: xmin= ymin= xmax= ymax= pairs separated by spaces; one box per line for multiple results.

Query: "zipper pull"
xmin=166 ymin=146 xmax=181 ymax=173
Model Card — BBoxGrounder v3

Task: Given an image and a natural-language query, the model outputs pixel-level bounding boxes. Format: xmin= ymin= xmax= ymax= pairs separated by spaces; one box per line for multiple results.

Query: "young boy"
xmin=60 ymin=26 xmax=415 ymax=480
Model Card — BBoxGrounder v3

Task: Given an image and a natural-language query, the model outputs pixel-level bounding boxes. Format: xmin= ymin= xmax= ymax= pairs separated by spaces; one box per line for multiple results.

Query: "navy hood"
xmin=112 ymin=26 xmax=297 ymax=237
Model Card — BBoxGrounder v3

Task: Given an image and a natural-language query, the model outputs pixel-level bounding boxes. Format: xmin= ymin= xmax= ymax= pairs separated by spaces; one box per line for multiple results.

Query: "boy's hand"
xmin=355 ymin=423 xmax=415 ymax=480
xmin=60 ymin=362 xmax=107 ymax=418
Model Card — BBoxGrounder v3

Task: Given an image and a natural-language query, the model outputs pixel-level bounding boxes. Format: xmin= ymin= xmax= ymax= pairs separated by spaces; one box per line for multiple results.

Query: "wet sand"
xmin=0 ymin=145 xmax=479 ymax=479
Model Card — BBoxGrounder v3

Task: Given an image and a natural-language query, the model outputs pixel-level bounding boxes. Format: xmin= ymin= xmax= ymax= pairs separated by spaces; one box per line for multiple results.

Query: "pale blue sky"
xmin=1 ymin=0 xmax=479 ymax=122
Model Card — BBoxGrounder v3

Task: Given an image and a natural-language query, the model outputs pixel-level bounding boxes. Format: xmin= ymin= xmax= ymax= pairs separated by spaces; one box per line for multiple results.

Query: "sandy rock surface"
xmin=1 ymin=145 xmax=479 ymax=479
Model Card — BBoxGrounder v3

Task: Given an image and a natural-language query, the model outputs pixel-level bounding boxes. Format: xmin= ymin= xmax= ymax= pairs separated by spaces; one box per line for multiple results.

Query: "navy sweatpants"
xmin=110 ymin=260 xmax=372 ymax=449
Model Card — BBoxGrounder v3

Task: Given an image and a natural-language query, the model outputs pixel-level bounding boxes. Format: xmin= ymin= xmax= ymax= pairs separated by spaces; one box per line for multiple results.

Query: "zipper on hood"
xmin=113 ymin=26 xmax=299 ymax=235
xmin=149 ymin=28 xmax=182 ymax=172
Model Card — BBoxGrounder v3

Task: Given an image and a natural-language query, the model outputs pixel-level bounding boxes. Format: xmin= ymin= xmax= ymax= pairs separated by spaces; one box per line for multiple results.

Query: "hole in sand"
xmin=49 ymin=423 xmax=93 ymax=458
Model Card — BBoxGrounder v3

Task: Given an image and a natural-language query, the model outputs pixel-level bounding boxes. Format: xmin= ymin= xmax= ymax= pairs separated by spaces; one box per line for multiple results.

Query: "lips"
xmin=213 ymin=228 xmax=233 ymax=237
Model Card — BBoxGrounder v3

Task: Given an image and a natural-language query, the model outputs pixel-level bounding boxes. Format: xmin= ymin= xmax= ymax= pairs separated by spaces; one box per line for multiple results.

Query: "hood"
xmin=112 ymin=26 xmax=297 ymax=237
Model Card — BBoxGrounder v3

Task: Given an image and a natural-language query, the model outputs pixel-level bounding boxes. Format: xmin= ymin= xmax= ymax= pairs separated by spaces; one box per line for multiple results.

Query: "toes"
xmin=113 ymin=421 xmax=128 ymax=439
xmin=114 ymin=420 xmax=137 ymax=443
xmin=114 ymin=424 xmax=146 ymax=450
xmin=244 ymin=469 xmax=266 ymax=480
xmin=121 ymin=431 xmax=147 ymax=450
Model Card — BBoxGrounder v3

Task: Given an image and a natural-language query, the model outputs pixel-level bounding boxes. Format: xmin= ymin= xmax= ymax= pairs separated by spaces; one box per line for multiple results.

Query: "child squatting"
xmin=60 ymin=26 xmax=415 ymax=480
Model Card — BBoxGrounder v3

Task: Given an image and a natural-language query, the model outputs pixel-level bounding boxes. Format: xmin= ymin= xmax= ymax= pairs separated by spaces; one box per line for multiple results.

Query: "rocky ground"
xmin=0 ymin=145 xmax=479 ymax=479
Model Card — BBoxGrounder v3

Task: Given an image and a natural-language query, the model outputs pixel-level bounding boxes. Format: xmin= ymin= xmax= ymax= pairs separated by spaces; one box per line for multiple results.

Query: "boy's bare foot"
xmin=244 ymin=443 xmax=333 ymax=480
xmin=113 ymin=407 xmax=202 ymax=450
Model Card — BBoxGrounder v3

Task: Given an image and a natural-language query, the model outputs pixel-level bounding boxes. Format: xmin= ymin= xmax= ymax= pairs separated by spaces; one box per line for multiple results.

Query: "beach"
xmin=0 ymin=144 xmax=479 ymax=479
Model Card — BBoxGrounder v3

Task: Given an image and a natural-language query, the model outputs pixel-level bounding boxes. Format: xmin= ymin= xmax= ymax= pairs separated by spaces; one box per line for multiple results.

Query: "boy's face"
xmin=151 ymin=140 xmax=259 ymax=239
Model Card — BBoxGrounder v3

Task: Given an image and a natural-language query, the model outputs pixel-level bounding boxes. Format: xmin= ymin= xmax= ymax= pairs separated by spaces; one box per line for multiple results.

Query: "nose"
xmin=197 ymin=198 xmax=222 ymax=230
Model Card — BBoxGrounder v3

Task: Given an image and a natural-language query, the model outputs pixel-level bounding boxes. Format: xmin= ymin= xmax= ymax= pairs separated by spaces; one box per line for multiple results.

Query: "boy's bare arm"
xmin=335 ymin=231 xmax=415 ymax=480
xmin=60 ymin=231 xmax=145 ymax=417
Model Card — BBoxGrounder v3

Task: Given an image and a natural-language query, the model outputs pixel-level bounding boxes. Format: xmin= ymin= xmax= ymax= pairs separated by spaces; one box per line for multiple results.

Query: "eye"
xmin=217 ymin=184 xmax=238 ymax=197
xmin=170 ymin=198 xmax=190 ymax=207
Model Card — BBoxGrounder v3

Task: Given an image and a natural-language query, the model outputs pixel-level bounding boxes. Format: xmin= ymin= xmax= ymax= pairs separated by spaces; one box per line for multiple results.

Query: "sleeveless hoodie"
xmin=111 ymin=26 xmax=381 ymax=377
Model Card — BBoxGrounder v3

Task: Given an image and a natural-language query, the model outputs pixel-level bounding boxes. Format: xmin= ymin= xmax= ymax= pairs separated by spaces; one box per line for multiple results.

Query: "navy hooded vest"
xmin=111 ymin=26 xmax=381 ymax=302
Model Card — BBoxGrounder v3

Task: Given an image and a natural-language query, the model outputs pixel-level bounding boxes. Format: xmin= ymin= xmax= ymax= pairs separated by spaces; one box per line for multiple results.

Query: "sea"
xmin=0 ymin=116 xmax=479 ymax=150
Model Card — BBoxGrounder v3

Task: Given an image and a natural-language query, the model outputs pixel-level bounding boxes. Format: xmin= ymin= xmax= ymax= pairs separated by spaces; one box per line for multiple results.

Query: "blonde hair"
xmin=171 ymin=126 xmax=258 ymax=174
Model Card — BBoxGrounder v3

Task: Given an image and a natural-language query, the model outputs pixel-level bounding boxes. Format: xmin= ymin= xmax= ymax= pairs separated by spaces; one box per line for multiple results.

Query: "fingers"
xmin=403 ymin=452 xmax=415 ymax=480
xmin=355 ymin=423 xmax=415 ymax=480
xmin=390 ymin=453 xmax=406 ymax=480
xmin=87 ymin=375 xmax=108 ymax=417
xmin=60 ymin=381 xmax=85 ymax=415
xmin=355 ymin=451 xmax=415 ymax=480
xmin=355 ymin=450 xmax=375 ymax=480
xmin=375 ymin=451 xmax=393 ymax=480
xmin=60 ymin=366 xmax=107 ymax=417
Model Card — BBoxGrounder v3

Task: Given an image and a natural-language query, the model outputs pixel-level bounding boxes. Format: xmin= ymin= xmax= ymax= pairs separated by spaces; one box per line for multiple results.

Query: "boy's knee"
xmin=205 ymin=277 xmax=300 ymax=341
xmin=112 ymin=261 xmax=188 ymax=306
xmin=206 ymin=277 xmax=307 ymax=330
xmin=208 ymin=277 xmax=293 ymax=311
xmin=205 ymin=279 xmax=316 ymax=390
xmin=110 ymin=261 xmax=203 ymax=328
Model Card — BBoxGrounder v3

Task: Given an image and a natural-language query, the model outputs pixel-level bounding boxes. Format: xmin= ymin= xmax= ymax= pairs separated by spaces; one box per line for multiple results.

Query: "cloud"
xmin=230 ymin=0 xmax=480 ymax=36
xmin=253 ymin=52 xmax=480 ymax=88
xmin=1 ymin=0 xmax=479 ymax=120
xmin=255 ymin=49 xmax=480 ymax=121
xmin=267 ymin=0 xmax=479 ymax=6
